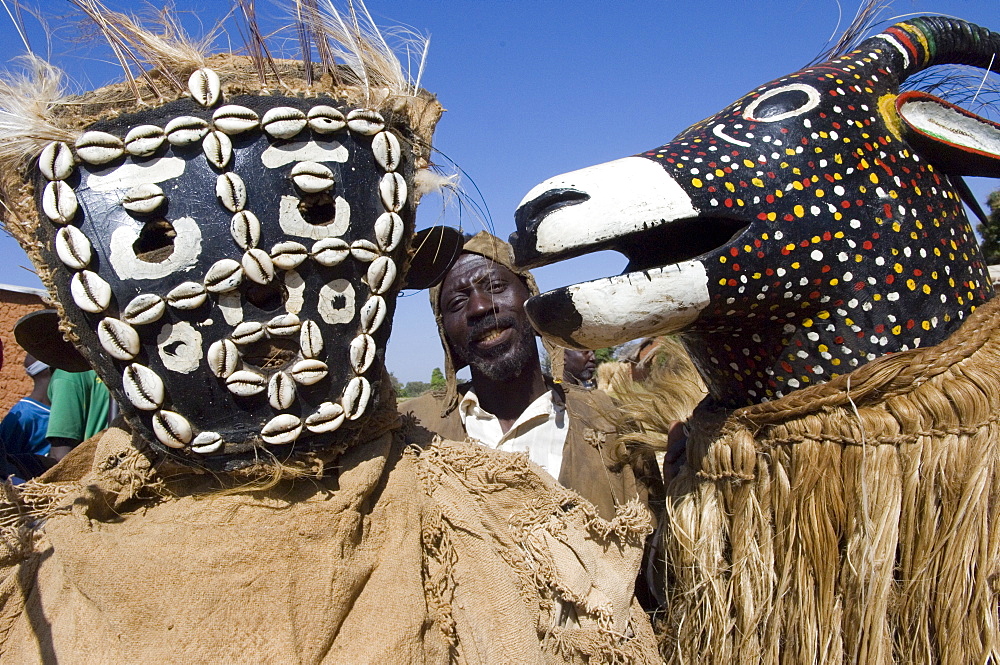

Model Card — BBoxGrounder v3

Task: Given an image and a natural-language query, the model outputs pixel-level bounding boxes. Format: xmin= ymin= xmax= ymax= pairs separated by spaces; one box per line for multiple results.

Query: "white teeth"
xmin=261 ymin=413 xmax=302 ymax=445
xmin=312 ymin=238 xmax=350 ymax=267
xmin=366 ymin=256 xmax=397 ymax=295
xmin=379 ymin=172 xmax=407 ymax=212
xmin=305 ymin=401 xmax=345 ymax=433
xmin=212 ymin=105 xmax=260 ymax=134
xmin=359 ymin=296 xmax=386 ymax=334
xmin=226 ymin=369 xmax=266 ymax=396
xmin=350 ymin=239 xmax=379 ymax=263
xmin=122 ymin=293 xmax=166 ymax=325
xmin=290 ymin=358 xmax=328 ymax=385
xmin=207 ymin=338 xmax=239 ymax=378
xmin=270 ymin=241 xmax=308 ymax=270
xmin=372 ymin=131 xmax=401 ymax=172
xmin=55 ymin=225 xmax=92 ymax=269
xmin=38 ymin=141 xmax=75 ymax=180
xmin=268 ymin=372 xmax=296 ymax=410
xmin=188 ymin=68 xmax=221 ymax=107
xmin=262 ymin=107 xmax=307 ymax=139
xmin=242 ymin=248 xmax=274 ymax=284
xmin=290 ymin=161 xmax=335 ymax=193
xmin=42 ymin=180 xmax=78 ymax=224
xmin=152 ymin=410 xmax=193 ymax=449
xmin=349 ymin=333 xmax=376 ymax=374
xmin=231 ymin=210 xmax=261 ymax=250
xmin=374 ymin=212 xmax=403 ymax=252
xmin=216 ymin=172 xmax=246 ymax=212
xmin=342 ymin=376 xmax=372 ymax=420
xmin=266 ymin=313 xmax=301 ymax=337
xmin=165 ymin=116 xmax=210 ymax=146
xmin=123 ymin=363 xmax=165 ymax=410
xmin=203 ymin=130 xmax=233 ymax=169
xmin=232 ymin=321 xmax=266 ymax=345
xmin=191 ymin=431 xmax=224 ymax=454
xmin=307 ymin=105 xmax=346 ymax=133
xmin=204 ymin=258 xmax=244 ymax=293
xmin=124 ymin=124 xmax=166 ymax=156
xmin=70 ymin=270 xmax=112 ymax=313
xmin=75 ymin=131 xmax=124 ymax=165
xmin=122 ymin=183 xmax=165 ymax=215
xmin=98 ymin=317 xmax=140 ymax=361
xmin=166 ymin=281 xmax=208 ymax=309
xmin=346 ymin=109 xmax=385 ymax=135
xmin=299 ymin=320 xmax=324 ymax=358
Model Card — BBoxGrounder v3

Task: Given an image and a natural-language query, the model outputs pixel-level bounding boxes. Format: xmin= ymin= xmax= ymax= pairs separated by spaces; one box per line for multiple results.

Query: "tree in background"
xmin=977 ymin=189 xmax=1000 ymax=264
xmin=430 ymin=367 xmax=445 ymax=390
xmin=594 ymin=347 xmax=615 ymax=365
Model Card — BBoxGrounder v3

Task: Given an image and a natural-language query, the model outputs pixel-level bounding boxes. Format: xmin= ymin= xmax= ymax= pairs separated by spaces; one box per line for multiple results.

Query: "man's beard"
xmin=454 ymin=313 xmax=537 ymax=382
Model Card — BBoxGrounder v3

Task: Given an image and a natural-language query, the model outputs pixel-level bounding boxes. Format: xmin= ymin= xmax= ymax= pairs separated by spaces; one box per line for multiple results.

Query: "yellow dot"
xmin=818 ymin=344 xmax=828 ymax=353
xmin=831 ymin=358 xmax=841 ymax=366
xmin=794 ymin=205 xmax=805 ymax=218
xmin=719 ymin=256 xmax=727 ymax=263
xmin=766 ymin=212 xmax=776 ymax=221
xmin=692 ymin=178 xmax=703 ymax=188
xmin=791 ymin=261 xmax=800 ymax=269
xmin=892 ymin=325 xmax=902 ymax=335
xmin=802 ymin=318 xmax=813 ymax=327
xmin=894 ymin=263 xmax=903 ymax=273
xmin=922 ymin=284 xmax=931 ymax=294
xmin=743 ymin=159 xmax=755 ymax=168
xmin=811 ymin=235 xmax=821 ymax=243
xmin=818 ymin=311 xmax=830 ymax=319
xmin=752 ymin=177 xmax=764 ymax=187
xmin=830 ymin=278 xmax=839 ymax=285
xmin=793 ymin=181 xmax=804 ymax=191
xmin=922 ymin=320 xmax=931 ymax=331
xmin=869 ymin=173 xmax=879 ymax=184
xmin=725 ymin=182 xmax=735 ymax=192
xmin=716 ymin=169 xmax=725 ymax=177
xmin=815 ymin=189 xmax=825 ymax=197
xmin=718 ymin=278 xmax=728 ymax=286
xmin=873 ymin=294 xmax=882 ymax=301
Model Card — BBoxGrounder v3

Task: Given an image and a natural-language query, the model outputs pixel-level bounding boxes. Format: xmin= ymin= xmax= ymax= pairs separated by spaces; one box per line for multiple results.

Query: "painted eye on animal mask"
xmin=743 ymin=83 xmax=821 ymax=122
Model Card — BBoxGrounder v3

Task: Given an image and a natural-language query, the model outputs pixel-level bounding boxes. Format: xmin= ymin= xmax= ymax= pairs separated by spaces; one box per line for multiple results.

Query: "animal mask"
xmin=512 ymin=16 xmax=1000 ymax=407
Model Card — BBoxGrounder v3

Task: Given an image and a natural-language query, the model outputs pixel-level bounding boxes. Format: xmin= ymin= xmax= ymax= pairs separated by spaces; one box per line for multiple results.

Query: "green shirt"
xmin=46 ymin=370 xmax=111 ymax=443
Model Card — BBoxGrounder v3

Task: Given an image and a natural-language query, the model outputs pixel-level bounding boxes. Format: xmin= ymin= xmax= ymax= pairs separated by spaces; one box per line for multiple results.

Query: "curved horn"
xmin=860 ymin=17 xmax=1000 ymax=80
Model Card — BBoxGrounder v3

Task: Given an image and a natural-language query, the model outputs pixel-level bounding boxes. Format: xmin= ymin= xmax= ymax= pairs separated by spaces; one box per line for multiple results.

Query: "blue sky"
xmin=0 ymin=0 xmax=997 ymax=382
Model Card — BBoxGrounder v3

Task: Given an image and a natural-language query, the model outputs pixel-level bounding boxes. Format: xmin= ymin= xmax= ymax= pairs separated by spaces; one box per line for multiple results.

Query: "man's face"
xmin=440 ymin=253 xmax=536 ymax=381
xmin=563 ymin=349 xmax=596 ymax=385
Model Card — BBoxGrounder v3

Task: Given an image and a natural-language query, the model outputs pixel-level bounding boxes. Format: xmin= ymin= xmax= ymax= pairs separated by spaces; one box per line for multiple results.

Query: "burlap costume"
xmin=656 ymin=295 xmax=1000 ymax=664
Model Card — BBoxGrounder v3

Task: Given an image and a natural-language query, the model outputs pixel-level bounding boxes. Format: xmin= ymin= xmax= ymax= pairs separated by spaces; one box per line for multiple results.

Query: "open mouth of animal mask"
xmin=34 ymin=70 xmax=415 ymax=465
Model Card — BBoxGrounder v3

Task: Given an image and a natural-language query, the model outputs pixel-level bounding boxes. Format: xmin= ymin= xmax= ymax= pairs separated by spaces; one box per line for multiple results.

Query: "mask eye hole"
xmin=133 ymin=219 xmax=177 ymax=263
xmin=743 ymin=83 xmax=821 ymax=123
xmin=298 ymin=193 xmax=338 ymax=226
xmin=245 ymin=281 xmax=288 ymax=311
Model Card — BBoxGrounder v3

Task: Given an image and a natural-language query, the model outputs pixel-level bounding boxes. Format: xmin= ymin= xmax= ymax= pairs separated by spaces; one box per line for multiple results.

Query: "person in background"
xmin=0 ymin=354 xmax=54 ymax=480
xmin=562 ymin=349 xmax=597 ymax=389
xmin=46 ymin=369 xmax=112 ymax=461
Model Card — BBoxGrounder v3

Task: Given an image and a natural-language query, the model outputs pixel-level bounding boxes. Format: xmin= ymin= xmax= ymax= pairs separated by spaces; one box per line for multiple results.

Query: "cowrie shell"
xmin=123 ymin=363 xmax=165 ymax=410
xmin=38 ymin=142 xmax=75 ymax=180
xmin=350 ymin=239 xmax=379 ymax=263
xmin=122 ymin=293 xmax=165 ymax=325
xmin=75 ymin=131 xmax=123 ymax=165
xmin=70 ymin=270 xmax=112 ymax=313
xmin=305 ymin=401 xmax=345 ymax=433
xmin=379 ymin=172 xmax=407 ymax=212
xmin=270 ymin=241 xmax=308 ymax=270
xmin=55 ymin=225 xmax=92 ymax=270
xmin=342 ymin=376 xmax=372 ymax=420
xmin=226 ymin=369 xmax=266 ymax=397
xmin=203 ymin=130 xmax=233 ymax=169
xmin=359 ymin=296 xmax=386 ymax=334
xmin=231 ymin=210 xmax=261 ymax=250
xmin=42 ymin=180 xmax=78 ymax=224
xmin=153 ymin=410 xmax=193 ymax=449
xmin=98 ymin=317 xmax=140 ymax=361
xmin=124 ymin=125 xmax=165 ymax=156
xmin=290 ymin=161 xmax=334 ymax=193
xmin=307 ymin=105 xmax=346 ymax=133
xmin=266 ymin=313 xmax=300 ymax=337
xmin=204 ymin=258 xmax=243 ymax=293
xmin=268 ymin=372 xmax=296 ymax=410
xmin=122 ymin=183 xmax=165 ymax=214
xmin=165 ymin=116 xmax=210 ymax=146
xmin=166 ymin=281 xmax=208 ymax=309
xmin=232 ymin=321 xmax=265 ymax=345
xmin=299 ymin=320 xmax=323 ymax=359
xmin=366 ymin=256 xmax=397 ymax=295
xmin=349 ymin=334 xmax=376 ymax=374
xmin=290 ymin=359 xmax=328 ymax=385
xmin=262 ymin=107 xmax=306 ymax=139
xmin=242 ymin=248 xmax=274 ymax=284
xmin=212 ymin=105 xmax=260 ymax=134
xmin=207 ymin=339 xmax=239 ymax=378
xmin=346 ymin=109 xmax=385 ymax=135
xmin=191 ymin=431 xmax=223 ymax=454
xmin=372 ymin=131 xmax=401 ymax=172
xmin=188 ymin=68 xmax=221 ymax=107
xmin=216 ymin=172 xmax=246 ymax=212
xmin=374 ymin=212 xmax=403 ymax=252
xmin=261 ymin=413 xmax=302 ymax=445
xmin=312 ymin=238 xmax=349 ymax=267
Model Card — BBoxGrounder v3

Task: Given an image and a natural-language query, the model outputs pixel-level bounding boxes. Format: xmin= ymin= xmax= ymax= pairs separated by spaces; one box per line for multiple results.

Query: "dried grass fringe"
xmin=658 ymin=297 xmax=1000 ymax=664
